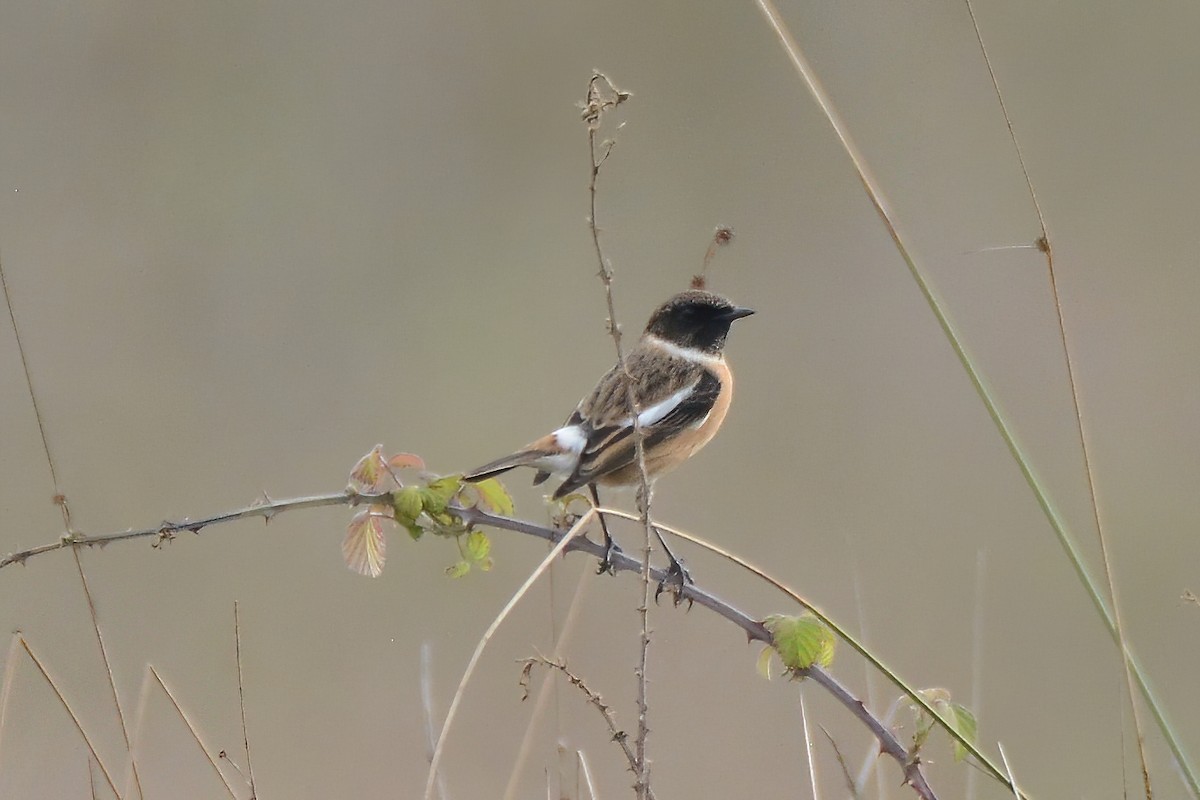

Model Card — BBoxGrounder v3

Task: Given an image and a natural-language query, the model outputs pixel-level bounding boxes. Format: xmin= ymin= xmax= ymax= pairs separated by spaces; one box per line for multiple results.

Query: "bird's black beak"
xmin=721 ymin=306 xmax=755 ymax=322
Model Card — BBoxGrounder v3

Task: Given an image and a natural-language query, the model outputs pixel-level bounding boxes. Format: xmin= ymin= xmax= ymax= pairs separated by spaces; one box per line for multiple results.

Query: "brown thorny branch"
xmin=0 ymin=489 xmax=940 ymax=799
xmin=583 ymin=71 xmax=657 ymax=800
xmin=520 ymin=654 xmax=657 ymax=800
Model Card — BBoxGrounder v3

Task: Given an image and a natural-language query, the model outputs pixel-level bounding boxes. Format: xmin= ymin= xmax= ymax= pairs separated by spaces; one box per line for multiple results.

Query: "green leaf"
xmin=913 ymin=689 xmax=948 ymax=750
xmin=420 ymin=489 xmax=445 ymax=515
xmin=910 ymin=689 xmax=976 ymax=760
xmin=557 ymin=492 xmax=590 ymax=511
xmin=439 ymin=520 xmax=470 ymax=537
xmin=762 ymin=614 xmax=835 ymax=673
xmin=472 ymin=477 xmax=514 ymax=516
xmin=421 ymin=475 xmax=462 ymax=516
xmin=428 ymin=474 xmax=462 ymax=497
xmin=466 ymin=530 xmax=491 ymax=562
xmin=445 ymin=560 xmax=470 ymax=578
xmin=949 ymin=702 xmax=978 ymax=761
xmin=756 ymin=647 xmax=775 ymax=680
xmin=394 ymin=486 xmax=423 ymax=522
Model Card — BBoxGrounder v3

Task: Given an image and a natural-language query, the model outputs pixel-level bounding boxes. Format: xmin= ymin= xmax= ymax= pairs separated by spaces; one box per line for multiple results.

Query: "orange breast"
xmin=685 ymin=358 xmax=734 ymax=455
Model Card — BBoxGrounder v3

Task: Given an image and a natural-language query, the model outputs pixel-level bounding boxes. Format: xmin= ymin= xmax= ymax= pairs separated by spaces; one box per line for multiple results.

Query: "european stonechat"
xmin=464 ymin=289 xmax=753 ymax=578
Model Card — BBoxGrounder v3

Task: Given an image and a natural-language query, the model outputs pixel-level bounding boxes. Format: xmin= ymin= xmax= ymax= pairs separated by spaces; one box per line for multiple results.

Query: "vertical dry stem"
xmin=233 ymin=602 xmax=258 ymax=798
xmin=962 ymin=2 xmax=1156 ymax=793
xmin=583 ymin=72 xmax=655 ymax=799
xmin=72 ymin=549 xmax=143 ymax=798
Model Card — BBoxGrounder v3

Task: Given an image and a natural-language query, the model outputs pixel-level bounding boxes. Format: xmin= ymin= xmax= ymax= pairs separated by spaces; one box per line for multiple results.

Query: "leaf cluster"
xmin=910 ymin=688 xmax=978 ymax=763
xmin=342 ymin=445 xmax=514 ymax=578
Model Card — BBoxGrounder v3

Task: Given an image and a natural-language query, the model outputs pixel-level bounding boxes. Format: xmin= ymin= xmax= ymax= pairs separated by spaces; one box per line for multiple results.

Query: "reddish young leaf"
xmin=343 ymin=510 xmax=388 ymax=577
xmin=387 ymin=452 xmax=426 ymax=471
xmin=348 ymin=444 xmax=390 ymax=493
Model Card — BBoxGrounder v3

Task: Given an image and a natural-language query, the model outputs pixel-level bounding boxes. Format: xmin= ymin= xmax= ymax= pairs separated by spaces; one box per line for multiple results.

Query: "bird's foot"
xmin=655 ymin=555 xmax=693 ymax=608
xmin=596 ymin=537 xmax=622 ymax=576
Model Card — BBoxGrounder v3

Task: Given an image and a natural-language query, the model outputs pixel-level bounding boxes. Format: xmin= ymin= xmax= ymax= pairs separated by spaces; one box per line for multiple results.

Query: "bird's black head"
xmin=643 ymin=290 xmax=754 ymax=353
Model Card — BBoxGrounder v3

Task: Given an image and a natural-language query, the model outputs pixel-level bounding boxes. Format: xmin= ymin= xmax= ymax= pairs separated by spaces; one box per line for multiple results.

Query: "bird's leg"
xmin=629 ymin=482 xmax=692 ymax=604
xmin=652 ymin=524 xmax=693 ymax=605
xmin=589 ymin=484 xmax=620 ymax=575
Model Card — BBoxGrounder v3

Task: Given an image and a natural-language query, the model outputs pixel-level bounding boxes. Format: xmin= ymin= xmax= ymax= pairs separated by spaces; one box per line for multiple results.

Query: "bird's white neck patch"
xmin=644 ymin=334 xmax=722 ymax=366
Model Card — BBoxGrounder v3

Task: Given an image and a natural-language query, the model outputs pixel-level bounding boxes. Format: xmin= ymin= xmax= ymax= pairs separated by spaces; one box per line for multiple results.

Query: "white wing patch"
xmin=634 ymin=381 xmax=697 ymax=428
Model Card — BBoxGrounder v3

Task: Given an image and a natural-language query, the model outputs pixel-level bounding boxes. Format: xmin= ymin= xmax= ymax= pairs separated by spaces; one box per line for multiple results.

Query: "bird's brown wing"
xmin=554 ymin=360 xmax=721 ymax=499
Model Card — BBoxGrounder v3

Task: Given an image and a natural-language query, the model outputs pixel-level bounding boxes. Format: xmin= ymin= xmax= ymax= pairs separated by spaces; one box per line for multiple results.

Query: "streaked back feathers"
xmin=462 ymin=289 xmax=753 ymax=495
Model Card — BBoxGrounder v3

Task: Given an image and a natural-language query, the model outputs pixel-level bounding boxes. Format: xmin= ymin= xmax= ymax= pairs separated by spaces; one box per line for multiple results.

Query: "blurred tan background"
xmin=2 ymin=1 xmax=1198 ymax=797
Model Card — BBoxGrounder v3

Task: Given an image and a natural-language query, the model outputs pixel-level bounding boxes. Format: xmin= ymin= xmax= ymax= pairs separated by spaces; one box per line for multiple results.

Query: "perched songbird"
xmin=463 ymin=289 xmax=753 ymax=578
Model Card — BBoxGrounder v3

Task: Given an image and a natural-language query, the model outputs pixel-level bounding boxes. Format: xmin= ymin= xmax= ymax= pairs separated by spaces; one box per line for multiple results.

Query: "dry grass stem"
xmin=233 ymin=602 xmax=258 ymax=799
xmin=15 ymin=634 xmax=120 ymax=796
xmin=423 ymin=508 xmax=596 ymax=800
xmin=963 ymin=1 xmax=1155 ymax=793
xmin=960 ymin=0 xmax=1156 ymax=791
xmin=577 ymin=749 xmax=598 ymax=800
xmin=847 ymin=551 xmax=885 ymax=799
xmin=420 ymin=642 xmax=449 ymax=800
xmin=753 ymin=0 xmax=1189 ymax=792
xmin=998 ymin=742 xmax=1021 ymax=800
xmin=0 ymin=634 xmax=23 ymax=773
xmin=71 ymin=549 xmax=143 ymax=798
xmin=148 ymin=666 xmax=239 ymax=799
xmin=502 ymin=563 xmax=596 ymax=800
xmin=0 ymin=255 xmax=60 ymax=492
xmin=967 ymin=548 xmax=988 ymax=800
xmin=800 ymin=693 xmax=821 ymax=799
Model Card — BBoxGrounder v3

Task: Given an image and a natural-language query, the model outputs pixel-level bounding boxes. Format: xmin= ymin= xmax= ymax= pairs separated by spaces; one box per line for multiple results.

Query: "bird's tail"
xmin=462 ymin=449 xmax=551 ymax=483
